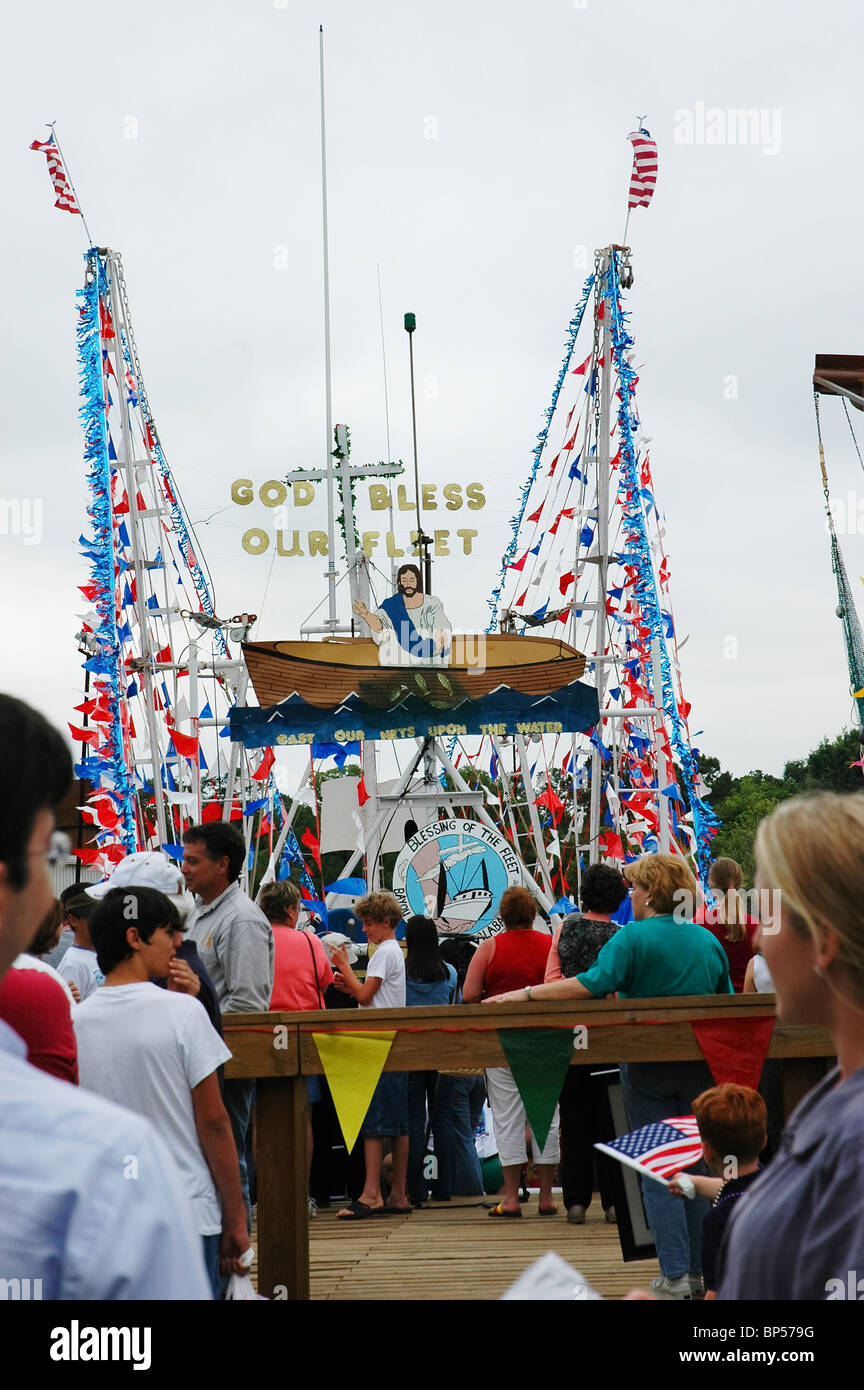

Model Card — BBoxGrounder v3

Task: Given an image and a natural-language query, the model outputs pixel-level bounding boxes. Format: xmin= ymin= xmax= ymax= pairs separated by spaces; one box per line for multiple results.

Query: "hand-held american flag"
xmin=595 ymin=1115 xmax=702 ymax=1187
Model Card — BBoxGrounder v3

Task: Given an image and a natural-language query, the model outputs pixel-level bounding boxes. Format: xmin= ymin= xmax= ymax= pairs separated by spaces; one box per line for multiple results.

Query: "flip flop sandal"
xmin=337 ymin=1200 xmax=386 ymax=1220
xmin=538 ymin=1204 xmax=559 ymax=1216
xmin=487 ymin=1203 xmax=522 ymax=1218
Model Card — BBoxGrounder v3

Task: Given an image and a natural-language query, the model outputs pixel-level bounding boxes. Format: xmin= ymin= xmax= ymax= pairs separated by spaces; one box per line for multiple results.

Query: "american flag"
xmin=30 ymin=134 xmax=81 ymax=215
xmin=596 ymin=1115 xmax=701 ymax=1183
xmin=627 ymin=128 xmax=658 ymax=211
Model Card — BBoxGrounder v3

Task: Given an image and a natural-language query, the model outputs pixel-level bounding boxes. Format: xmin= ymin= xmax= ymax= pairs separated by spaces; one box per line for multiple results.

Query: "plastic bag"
xmin=225 ymin=1272 xmax=267 ymax=1301
xmin=225 ymin=1246 xmax=267 ymax=1300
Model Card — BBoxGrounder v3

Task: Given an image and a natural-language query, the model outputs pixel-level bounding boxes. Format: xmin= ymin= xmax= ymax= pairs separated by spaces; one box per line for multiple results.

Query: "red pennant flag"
xmin=514 ymin=590 xmax=527 ymax=608
xmin=571 ymin=354 xmax=591 ymax=376
xmin=251 ymin=747 xmax=276 ymax=782
xmin=507 ymin=552 xmax=528 ymax=573
xmin=562 ymin=431 xmax=578 ymax=451
xmin=691 ymin=1018 xmax=776 ymax=1091
xmin=73 ymin=699 xmax=98 ymax=716
xmin=596 ymin=301 xmax=605 ymax=321
xmin=72 ymin=847 xmax=103 ymax=864
xmin=559 ymin=571 xmax=575 ymax=595
xmin=155 ymin=644 xmax=172 ymax=664
xmin=301 ymin=828 xmax=322 ymax=868
xmin=526 ymin=506 xmax=543 ymax=524
xmin=599 ymin=831 xmax=625 ymax=860
xmin=78 ymin=584 xmax=100 ymax=601
xmin=68 ymin=723 xmax=99 ymax=748
xmin=546 ymin=453 xmax=560 ymax=478
xmin=357 ymin=777 xmax=370 ymax=807
xmin=169 ymin=729 xmax=200 ymax=759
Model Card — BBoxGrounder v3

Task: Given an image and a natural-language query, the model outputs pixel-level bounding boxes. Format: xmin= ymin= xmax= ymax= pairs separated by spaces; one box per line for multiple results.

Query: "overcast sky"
xmin=3 ymin=0 xmax=864 ymax=782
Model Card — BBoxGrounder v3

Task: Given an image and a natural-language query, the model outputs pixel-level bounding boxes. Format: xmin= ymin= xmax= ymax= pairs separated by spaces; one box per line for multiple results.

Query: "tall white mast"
xmin=319 ymin=25 xmax=339 ymax=628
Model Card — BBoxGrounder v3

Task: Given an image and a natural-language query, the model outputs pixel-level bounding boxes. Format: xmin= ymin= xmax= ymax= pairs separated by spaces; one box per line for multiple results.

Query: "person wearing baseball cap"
xmin=87 ymin=852 xmax=221 ymax=1036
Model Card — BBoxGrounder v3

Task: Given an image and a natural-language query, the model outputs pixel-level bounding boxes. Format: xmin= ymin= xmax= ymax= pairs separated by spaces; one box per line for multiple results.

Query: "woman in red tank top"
xmin=463 ymin=887 xmax=556 ymax=1216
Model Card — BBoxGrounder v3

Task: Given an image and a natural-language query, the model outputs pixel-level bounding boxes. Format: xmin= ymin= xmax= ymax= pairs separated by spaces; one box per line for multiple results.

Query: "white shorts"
xmin=485 ymin=1066 xmax=560 ymax=1168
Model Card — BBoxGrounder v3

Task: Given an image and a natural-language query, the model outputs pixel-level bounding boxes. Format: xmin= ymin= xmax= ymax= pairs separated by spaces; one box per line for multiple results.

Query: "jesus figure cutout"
xmin=352 ymin=564 xmax=452 ymax=667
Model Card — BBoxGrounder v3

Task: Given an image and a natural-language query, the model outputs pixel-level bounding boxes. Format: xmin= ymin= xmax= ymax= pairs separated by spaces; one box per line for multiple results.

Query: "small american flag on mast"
xmin=595 ymin=1115 xmax=702 ymax=1184
xmin=30 ymin=133 xmax=82 ymax=215
xmin=627 ymin=127 xmax=658 ymax=210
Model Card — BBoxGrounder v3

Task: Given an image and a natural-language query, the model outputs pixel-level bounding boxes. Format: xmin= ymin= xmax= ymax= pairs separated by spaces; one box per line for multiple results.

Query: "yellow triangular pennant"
xmin=312 ymin=1030 xmax=396 ymax=1153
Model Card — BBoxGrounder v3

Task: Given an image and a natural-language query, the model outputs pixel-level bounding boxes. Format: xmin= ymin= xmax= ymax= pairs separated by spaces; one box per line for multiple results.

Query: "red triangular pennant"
xmin=691 ymin=1018 xmax=776 ymax=1091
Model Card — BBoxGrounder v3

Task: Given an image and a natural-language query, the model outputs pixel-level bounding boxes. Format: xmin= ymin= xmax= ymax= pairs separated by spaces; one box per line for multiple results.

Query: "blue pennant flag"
xmin=325 ymin=877 xmax=367 ymax=897
xmin=301 ymin=898 xmax=329 ymax=925
xmin=161 ymin=843 xmax=185 ymax=862
xmin=579 ymin=524 xmax=594 ymax=547
xmin=146 ymin=594 xmax=159 ymax=610
xmin=199 ymin=701 xmax=213 ymax=720
xmin=312 ymin=740 xmax=361 ymax=769
xmin=550 ymin=896 xmax=577 ymax=916
xmin=243 ymin=797 xmax=269 ymax=817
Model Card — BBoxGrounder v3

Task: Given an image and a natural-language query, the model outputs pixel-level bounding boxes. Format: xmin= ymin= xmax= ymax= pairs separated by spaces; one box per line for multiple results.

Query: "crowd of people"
xmin=1 ymin=689 xmax=863 ymax=1302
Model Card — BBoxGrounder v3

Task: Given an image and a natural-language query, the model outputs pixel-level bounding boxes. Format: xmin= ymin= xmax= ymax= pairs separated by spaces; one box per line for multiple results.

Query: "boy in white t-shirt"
xmin=331 ymin=892 xmax=409 ymax=1219
xmin=73 ymin=885 xmax=249 ymax=1297
xmin=56 ymin=894 xmax=103 ymax=1001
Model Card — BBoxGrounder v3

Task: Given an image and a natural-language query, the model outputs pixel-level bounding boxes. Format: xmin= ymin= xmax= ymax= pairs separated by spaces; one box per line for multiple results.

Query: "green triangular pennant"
xmin=498 ymin=1028 xmax=575 ymax=1149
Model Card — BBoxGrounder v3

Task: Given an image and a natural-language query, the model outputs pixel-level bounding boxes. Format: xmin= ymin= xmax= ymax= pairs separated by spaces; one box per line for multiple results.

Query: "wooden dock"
xmin=252 ymin=1196 xmax=660 ymax=1300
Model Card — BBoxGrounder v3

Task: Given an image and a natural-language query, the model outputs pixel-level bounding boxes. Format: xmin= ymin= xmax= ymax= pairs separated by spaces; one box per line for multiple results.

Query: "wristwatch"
xmin=524 ymin=985 xmax=532 ymax=1001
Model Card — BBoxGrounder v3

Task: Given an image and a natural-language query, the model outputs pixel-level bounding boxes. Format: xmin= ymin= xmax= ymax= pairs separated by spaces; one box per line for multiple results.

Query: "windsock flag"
xmin=30 ymin=134 xmax=81 ymax=214
xmin=627 ymin=129 xmax=658 ymax=210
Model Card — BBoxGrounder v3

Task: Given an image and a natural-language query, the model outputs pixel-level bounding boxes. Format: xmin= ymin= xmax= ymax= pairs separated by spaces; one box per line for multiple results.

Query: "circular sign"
xmin=392 ymin=819 xmax=522 ymax=938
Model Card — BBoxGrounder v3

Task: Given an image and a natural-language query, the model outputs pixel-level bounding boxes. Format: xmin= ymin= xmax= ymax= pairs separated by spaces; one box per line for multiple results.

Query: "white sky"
xmin=3 ymin=0 xmax=864 ymax=780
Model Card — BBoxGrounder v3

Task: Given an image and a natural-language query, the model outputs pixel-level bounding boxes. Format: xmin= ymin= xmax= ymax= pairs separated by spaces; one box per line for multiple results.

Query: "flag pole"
xmin=46 ymin=122 xmax=95 ymax=246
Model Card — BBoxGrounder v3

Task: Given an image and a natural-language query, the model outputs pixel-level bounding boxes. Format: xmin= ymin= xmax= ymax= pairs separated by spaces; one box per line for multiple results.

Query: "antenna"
xmin=377 ymin=264 xmax=396 ymax=545
xmin=404 ymin=312 xmax=432 ymax=592
xmin=319 ymin=26 xmax=338 ymax=625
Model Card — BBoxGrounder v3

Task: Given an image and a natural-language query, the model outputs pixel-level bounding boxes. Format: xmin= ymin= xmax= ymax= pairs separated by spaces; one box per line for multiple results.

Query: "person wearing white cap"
xmin=87 ymin=852 xmax=221 ymax=1034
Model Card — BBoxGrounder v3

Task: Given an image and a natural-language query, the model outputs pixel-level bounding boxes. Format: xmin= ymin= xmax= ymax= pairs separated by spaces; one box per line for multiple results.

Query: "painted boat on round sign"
xmin=241 ymin=634 xmax=588 ymax=709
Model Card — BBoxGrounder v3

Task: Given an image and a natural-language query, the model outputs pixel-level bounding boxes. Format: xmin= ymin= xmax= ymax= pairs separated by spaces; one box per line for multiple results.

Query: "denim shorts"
xmin=360 ymin=1071 xmax=409 ymax=1139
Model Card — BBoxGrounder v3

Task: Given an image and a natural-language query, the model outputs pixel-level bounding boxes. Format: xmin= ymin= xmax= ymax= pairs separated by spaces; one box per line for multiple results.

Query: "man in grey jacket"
xmin=182 ymin=822 xmax=274 ymax=1214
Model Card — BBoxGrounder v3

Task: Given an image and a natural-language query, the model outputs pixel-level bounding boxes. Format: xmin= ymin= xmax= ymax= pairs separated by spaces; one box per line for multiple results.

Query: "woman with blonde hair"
xmin=485 ymin=853 xmax=732 ymax=1295
xmin=695 ymin=857 xmax=758 ymax=992
xmin=717 ymin=792 xmax=864 ymax=1300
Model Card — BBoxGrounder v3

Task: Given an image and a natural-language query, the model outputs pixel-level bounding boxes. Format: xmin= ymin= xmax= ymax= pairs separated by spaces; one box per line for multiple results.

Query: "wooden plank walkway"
xmin=252 ymin=1196 xmax=660 ymax=1300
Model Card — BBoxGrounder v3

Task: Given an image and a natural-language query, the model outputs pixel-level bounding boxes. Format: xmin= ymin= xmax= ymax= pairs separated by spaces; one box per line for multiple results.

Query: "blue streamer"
xmin=603 ymin=251 xmax=719 ymax=883
xmin=76 ymin=252 xmax=137 ymax=851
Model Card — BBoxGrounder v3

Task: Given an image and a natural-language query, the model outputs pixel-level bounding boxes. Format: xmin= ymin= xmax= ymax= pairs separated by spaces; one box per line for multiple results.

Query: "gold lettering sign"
xmin=231 ymin=479 xmax=485 ymax=557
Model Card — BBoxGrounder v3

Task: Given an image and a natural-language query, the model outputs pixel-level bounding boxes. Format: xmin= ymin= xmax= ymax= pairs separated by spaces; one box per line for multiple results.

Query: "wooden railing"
xmin=223 ymin=994 xmax=834 ymax=1301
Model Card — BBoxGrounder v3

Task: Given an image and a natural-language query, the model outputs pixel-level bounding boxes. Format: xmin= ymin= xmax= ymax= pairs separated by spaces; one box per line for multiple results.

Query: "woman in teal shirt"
xmin=485 ymin=853 xmax=732 ymax=1298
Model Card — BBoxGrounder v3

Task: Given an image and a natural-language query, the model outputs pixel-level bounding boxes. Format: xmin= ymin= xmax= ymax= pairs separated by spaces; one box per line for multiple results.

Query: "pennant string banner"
xmin=312 ymin=1030 xmax=396 ymax=1153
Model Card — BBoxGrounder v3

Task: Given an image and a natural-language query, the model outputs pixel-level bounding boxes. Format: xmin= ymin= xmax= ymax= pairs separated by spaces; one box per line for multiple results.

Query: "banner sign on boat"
xmin=392 ymin=819 xmax=522 ymax=938
xmin=228 ymin=679 xmax=600 ymax=748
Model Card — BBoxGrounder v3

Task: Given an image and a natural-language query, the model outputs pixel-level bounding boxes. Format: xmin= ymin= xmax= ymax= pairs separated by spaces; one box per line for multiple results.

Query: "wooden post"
xmin=256 ymin=1075 xmax=309 ymax=1301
